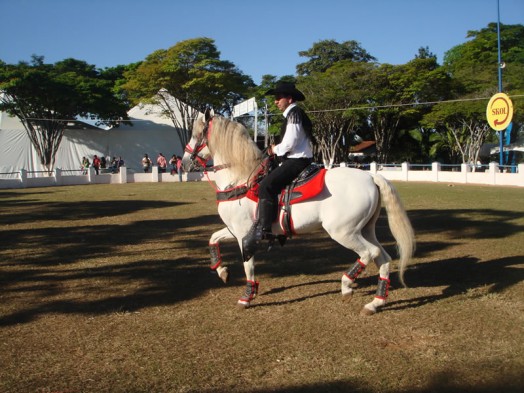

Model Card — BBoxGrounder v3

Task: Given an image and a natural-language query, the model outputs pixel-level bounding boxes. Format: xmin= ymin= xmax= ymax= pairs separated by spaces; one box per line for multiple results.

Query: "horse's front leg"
xmin=209 ymin=227 xmax=235 ymax=284
xmin=237 ymin=253 xmax=259 ymax=308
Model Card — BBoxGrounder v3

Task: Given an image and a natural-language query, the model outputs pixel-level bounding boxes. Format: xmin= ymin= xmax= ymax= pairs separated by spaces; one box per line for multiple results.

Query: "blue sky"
xmin=1 ymin=0 xmax=523 ymax=84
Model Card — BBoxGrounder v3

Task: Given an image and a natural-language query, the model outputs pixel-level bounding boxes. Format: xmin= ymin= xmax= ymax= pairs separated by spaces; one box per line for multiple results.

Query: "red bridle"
xmin=184 ymin=118 xmax=213 ymax=168
xmin=183 ymin=116 xmax=268 ymax=201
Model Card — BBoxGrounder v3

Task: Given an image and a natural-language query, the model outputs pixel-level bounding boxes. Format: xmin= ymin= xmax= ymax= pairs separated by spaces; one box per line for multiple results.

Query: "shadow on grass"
xmin=409 ymin=208 xmax=524 ymax=240
xmin=387 ymin=255 xmax=523 ymax=312
xmin=1 ymin=196 xmax=522 ymax=325
xmin=211 ymin=206 xmax=523 ymax=312
xmin=1 ymin=207 xmax=221 ymax=267
xmin=198 ymin=368 xmax=523 ymax=393
xmin=0 ymin=257 xmax=222 ymax=327
xmin=0 ymin=199 xmax=191 ymax=225
xmin=0 ymin=206 xmax=225 ymax=326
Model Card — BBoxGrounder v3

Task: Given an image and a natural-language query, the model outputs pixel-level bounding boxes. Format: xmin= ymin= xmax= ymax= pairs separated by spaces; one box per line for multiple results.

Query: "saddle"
xmin=247 ymin=163 xmax=327 ymax=236
xmin=215 ymin=160 xmax=327 ymax=237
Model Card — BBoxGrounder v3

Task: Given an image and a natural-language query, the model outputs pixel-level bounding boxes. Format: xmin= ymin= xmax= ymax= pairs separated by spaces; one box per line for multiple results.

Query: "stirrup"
xmin=266 ymin=234 xmax=286 ymax=251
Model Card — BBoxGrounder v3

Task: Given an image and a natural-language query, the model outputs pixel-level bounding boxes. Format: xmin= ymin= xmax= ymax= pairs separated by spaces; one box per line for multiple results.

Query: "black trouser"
xmin=258 ymin=157 xmax=312 ymax=231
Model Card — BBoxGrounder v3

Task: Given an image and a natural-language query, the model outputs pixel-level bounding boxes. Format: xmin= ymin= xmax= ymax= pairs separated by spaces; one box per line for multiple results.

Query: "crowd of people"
xmin=81 ymin=152 xmax=184 ymax=181
xmin=81 ymin=155 xmax=123 ymax=174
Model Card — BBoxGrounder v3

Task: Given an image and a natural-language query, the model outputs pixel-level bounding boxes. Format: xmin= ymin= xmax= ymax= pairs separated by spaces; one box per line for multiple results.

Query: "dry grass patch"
xmin=0 ymin=182 xmax=523 ymax=393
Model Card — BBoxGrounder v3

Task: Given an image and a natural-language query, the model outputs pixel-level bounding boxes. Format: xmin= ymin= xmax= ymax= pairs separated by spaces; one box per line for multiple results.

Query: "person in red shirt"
xmin=157 ymin=153 xmax=167 ymax=173
xmin=92 ymin=155 xmax=101 ymax=175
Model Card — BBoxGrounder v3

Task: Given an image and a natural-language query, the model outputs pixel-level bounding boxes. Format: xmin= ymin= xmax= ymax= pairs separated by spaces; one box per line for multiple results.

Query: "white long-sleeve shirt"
xmin=273 ymin=103 xmax=313 ymax=159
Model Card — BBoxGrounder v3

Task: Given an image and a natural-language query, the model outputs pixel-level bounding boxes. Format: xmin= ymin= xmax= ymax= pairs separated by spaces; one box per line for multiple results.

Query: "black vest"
xmin=279 ymin=106 xmax=315 ymax=145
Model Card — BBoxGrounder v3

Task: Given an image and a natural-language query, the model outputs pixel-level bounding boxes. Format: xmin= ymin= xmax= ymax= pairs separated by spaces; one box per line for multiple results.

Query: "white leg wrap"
xmin=341 ymin=274 xmax=353 ymax=296
xmin=365 ymin=297 xmax=386 ymax=312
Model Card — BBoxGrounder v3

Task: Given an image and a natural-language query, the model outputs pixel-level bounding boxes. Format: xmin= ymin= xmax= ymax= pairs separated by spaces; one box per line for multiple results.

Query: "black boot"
xmin=241 ymin=200 xmax=275 ymax=261
xmin=242 ymin=220 xmax=264 ymax=261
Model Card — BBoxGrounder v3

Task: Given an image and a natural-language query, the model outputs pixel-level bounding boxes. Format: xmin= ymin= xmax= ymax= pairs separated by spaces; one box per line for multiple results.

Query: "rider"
xmin=242 ymin=82 xmax=315 ymax=260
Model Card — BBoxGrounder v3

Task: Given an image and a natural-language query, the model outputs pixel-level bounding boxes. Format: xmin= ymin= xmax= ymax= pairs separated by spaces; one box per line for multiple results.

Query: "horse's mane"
xmin=194 ymin=116 xmax=263 ymax=183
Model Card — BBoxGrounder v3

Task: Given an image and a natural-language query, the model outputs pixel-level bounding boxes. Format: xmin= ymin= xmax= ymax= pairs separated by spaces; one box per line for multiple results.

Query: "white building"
xmin=0 ymin=92 xmax=193 ymax=174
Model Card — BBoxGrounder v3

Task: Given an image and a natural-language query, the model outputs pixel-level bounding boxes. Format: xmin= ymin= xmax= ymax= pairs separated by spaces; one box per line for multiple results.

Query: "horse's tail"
xmin=371 ymin=173 xmax=416 ymax=287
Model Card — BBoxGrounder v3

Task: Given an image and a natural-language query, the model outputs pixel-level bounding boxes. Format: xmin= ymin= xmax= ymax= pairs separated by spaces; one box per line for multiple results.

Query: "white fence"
xmin=0 ymin=162 xmax=523 ymax=189
xmin=0 ymin=166 xmax=208 ymax=189
xmin=365 ymin=162 xmax=524 ymax=187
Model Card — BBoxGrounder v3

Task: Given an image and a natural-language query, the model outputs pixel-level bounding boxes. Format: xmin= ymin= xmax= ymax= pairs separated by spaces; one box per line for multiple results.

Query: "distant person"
xmin=176 ymin=155 xmax=184 ymax=182
xmin=81 ymin=156 xmax=90 ymax=175
xmin=110 ymin=156 xmax=117 ymax=173
xmin=92 ymin=154 xmax=101 ymax=175
xmin=169 ymin=154 xmax=178 ymax=175
xmin=157 ymin=153 xmax=167 ymax=173
xmin=100 ymin=156 xmax=107 ymax=170
xmin=111 ymin=156 xmax=123 ymax=173
xmin=142 ymin=154 xmax=152 ymax=173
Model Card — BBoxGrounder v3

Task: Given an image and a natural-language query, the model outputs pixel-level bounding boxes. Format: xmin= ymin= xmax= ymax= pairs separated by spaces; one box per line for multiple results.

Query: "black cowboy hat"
xmin=265 ymin=82 xmax=305 ymax=101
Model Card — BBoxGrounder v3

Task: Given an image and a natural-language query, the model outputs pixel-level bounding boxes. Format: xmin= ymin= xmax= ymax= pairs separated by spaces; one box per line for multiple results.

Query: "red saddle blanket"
xmin=247 ymin=167 xmax=327 ymax=205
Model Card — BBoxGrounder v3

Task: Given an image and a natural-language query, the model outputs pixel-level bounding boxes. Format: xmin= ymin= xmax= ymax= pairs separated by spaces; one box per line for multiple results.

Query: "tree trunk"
xmin=22 ymin=118 xmax=65 ymax=172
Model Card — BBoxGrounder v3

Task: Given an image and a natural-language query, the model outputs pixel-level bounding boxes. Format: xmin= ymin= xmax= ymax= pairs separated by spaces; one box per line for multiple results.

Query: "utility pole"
xmin=497 ymin=0 xmax=504 ymax=166
xmin=264 ymin=100 xmax=269 ymax=148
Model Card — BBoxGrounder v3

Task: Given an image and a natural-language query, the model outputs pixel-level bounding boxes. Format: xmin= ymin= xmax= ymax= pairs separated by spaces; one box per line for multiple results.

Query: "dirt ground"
xmin=0 ymin=182 xmax=523 ymax=393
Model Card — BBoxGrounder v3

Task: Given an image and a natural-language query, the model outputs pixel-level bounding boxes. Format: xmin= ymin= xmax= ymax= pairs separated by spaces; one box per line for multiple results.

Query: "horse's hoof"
xmin=341 ymin=292 xmax=353 ymax=302
xmin=218 ymin=268 xmax=229 ymax=284
xmin=237 ymin=300 xmax=250 ymax=309
xmin=360 ymin=306 xmax=376 ymax=316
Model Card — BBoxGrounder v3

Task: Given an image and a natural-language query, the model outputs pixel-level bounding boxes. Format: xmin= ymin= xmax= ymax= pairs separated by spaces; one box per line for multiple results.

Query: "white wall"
xmin=1 ymin=162 xmax=522 ymax=189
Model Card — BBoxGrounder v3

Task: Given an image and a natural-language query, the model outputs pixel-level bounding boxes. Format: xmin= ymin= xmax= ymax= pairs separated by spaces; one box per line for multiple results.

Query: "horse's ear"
xmin=204 ymin=107 xmax=214 ymax=122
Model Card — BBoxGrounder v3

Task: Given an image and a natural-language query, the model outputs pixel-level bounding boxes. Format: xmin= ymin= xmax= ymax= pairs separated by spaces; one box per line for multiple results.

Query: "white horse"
xmin=182 ymin=111 xmax=415 ymax=315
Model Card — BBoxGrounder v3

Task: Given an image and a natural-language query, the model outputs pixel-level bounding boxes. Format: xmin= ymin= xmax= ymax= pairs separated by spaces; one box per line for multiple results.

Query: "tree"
xmin=299 ymin=61 xmax=374 ymax=166
xmin=435 ymin=23 xmax=524 ymax=164
xmin=415 ymin=46 xmax=437 ymax=60
xmin=296 ymin=39 xmax=376 ymax=76
xmin=367 ymin=57 xmax=452 ymax=163
xmin=99 ymin=62 xmax=141 ymax=107
xmin=444 ymin=23 xmax=524 ymax=94
xmin=122 ymin=38 xmax=254 ymax=147
xmin=422 ymin=100 xmax=493 ymax=165
xmin=0 ymin=56 xmax=129 ymax=172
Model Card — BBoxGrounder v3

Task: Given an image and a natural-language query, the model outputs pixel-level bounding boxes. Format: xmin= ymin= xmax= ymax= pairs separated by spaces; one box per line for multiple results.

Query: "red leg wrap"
xmin=209 ymin=243 xmax=222 ymax=270
xmin=344 ymin=259 xmax=366 ymax=281
xmin=375 ymin=277 xmax=390 ymax=300
xmin=239 ymin=280 xmax=259 ymax=303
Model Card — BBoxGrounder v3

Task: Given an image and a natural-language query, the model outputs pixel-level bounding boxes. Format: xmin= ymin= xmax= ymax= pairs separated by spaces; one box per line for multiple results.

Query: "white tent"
xmin=0 ymin=94 xmax=192 ymax=174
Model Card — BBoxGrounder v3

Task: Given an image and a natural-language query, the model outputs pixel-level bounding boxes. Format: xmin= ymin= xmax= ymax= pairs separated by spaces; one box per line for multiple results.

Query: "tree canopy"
xmin=299 ymin=61 xmax=374 ymax=166
xmin=432 ymin=23 xmax=524 ymax=164
xmin=444 ymin=23 xmax=524 ymax=94
xmin=122 ymin=37 xmax=255 ymax=147
xmin=0 ymin=56 xmax=129 ymax=171
xmin=3 ymin=22 xmax=523 ymax=169
xmin=296 ymin=39 xmax=376 ymax=76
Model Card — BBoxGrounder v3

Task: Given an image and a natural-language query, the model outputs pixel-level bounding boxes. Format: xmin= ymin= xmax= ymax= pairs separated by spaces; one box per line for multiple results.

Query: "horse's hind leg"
xmin=209 ymin=227 xmax=235 ymax=283
xmin=339 ymin=238 xmax=381 ymax=299
xmin=328 ymin=229 xmax=381 ymax=300
xmin=360 ymin=223 xmax=393 ymax=315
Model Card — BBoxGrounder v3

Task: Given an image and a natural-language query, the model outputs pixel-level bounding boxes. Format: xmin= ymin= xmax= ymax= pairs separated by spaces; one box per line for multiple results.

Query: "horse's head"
xmin=182 ymin=108 xmax=213 ymax=172
xmin=183 ymin=108 xmax=264 ymax=183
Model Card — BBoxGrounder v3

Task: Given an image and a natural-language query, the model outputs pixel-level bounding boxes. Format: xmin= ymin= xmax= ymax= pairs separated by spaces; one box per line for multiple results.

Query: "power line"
xmin=239 ymin=94 xmax=524 ymax=118
xmin=307 ymin=94 xmax=524 ymax=114
xmin=9 ymin=94 xmax=524 ymax=122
